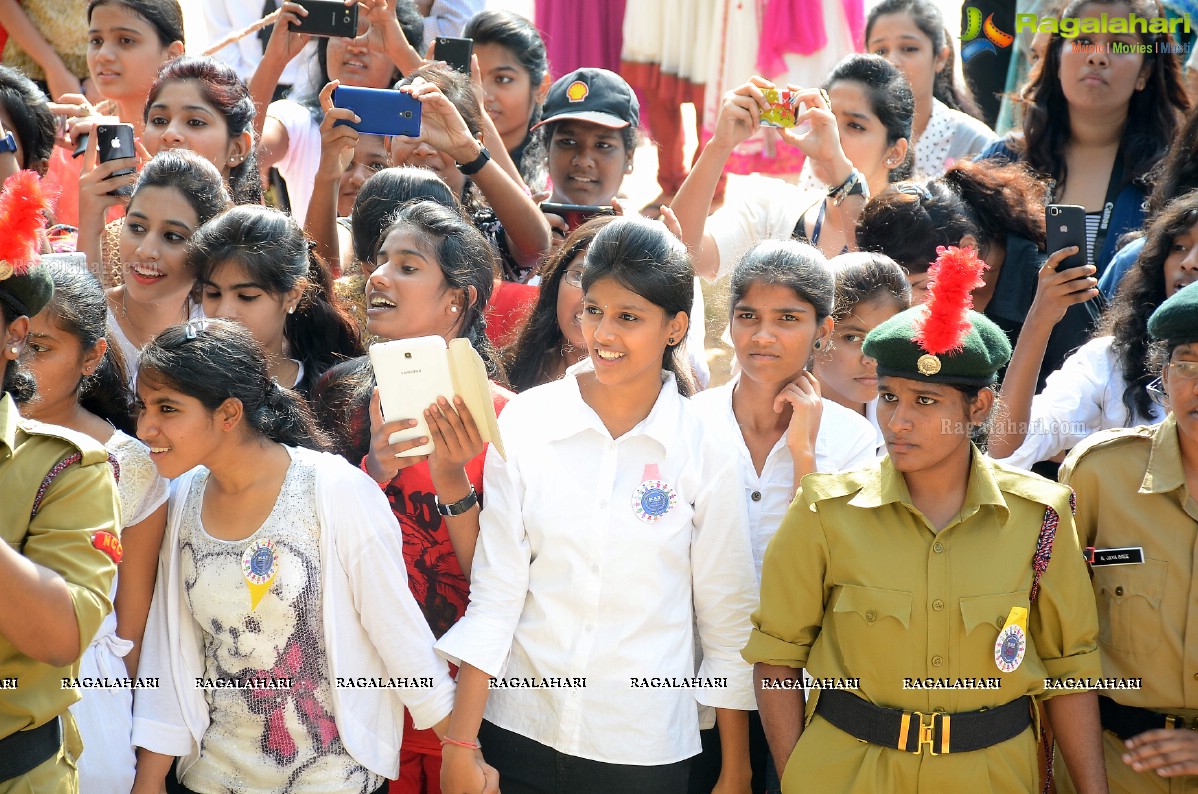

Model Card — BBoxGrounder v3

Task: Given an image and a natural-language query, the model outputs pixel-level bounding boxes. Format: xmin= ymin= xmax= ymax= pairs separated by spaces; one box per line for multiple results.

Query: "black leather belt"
xmin=0 ymin=716 xmax=61 ymax=782
xmin=1099 ymin=695 xmax=1198 ymax=740
xmin=816 ymin=689 xmax=1032 ymax=755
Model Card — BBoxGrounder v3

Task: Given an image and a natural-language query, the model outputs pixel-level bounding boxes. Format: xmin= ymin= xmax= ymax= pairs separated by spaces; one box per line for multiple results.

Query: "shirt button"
xmin=1115 ymin=586 xmax=1124 ymax=596
xmin=931 ymin=655 xmax=944 ymax=667
xmin=591 ymin=565 xmax=600 ymax=574
xmin=933 ymin=542 xmax=944 ymax=553
xmin=931 ymin=599 xmax=944 ymax=611
xmin=1193 ymin=673 xmax=1198 ymax=681
xmin=865 ymin=610 xmax=877 ymax=623
xmin=751 ymin=491 xmax=762 ymax=502
xmin=996 ymin=616 xmax=1006 ymax=629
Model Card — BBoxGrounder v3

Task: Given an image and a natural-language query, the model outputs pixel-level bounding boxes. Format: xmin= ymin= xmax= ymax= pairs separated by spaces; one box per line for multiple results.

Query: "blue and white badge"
xmin=631 ymin=463 xmax=678 ymax=523
xmin=994 ymin=607 xmax=1028 ymax=673
xmin=242 ymin=538 xmax=279 ymax=611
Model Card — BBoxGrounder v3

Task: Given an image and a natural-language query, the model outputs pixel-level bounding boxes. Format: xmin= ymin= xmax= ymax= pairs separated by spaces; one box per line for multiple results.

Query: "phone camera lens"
xmin=402 ymin=111 xmax=411 ymax=118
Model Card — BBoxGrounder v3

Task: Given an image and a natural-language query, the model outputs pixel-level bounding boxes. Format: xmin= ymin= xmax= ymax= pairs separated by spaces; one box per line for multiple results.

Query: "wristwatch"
xmin=435 ymin=485 xmax=480 ymax=516
xmin=0 ymin=132 xmax=18 ymax=154
xmin=827 ymin=169 xmax=868 ymax=206
xmin=456 ymin=146 xmax=491 ymax=176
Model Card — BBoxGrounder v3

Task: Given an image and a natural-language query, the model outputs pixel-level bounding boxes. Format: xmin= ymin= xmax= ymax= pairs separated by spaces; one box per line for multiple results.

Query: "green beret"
xmin=1148 ymin=281 xmax=1198 ymax=344
xmin=0 ymin=265 xmax=53 ymax=318
xmin=863 ymin=306 xmax=1012 ymax=387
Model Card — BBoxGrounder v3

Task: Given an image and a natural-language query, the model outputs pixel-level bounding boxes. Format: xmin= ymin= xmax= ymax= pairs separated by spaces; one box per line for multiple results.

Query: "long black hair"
xmin=857 ymin=159 xmax=1046 ymax=273
xmin=187 ymin=205 xmax=364 ymax=396
xmin=1100 ymin=189 xmax=1198 ymax=421
xmin=730 ymin=240 xmax=835 ymax=322
xmin=463 ymin=10 xmax=550 ymax=191
xmin=0 ymin=66 xmax=55 ymax=172
xmin=132 ymin=149 xmax=232 ymax=227
xmin=582 ymin=217 xmax=695 ymax=395
xmin=866 ymin=0 xmax=983 ymax=119
xmin=39 ymin=267 xmax=135 ymax=433
xmin=504 ymin=215 xmax=615 ymax=392
xmin=145 ymin=56 xmax=261 ymax=205
xmin=1017 ymin=0 xmax=1188 ymax=190
xmin=139 ymin=319 xmax=330 ymax=450
xmin=351 ymin=166 xmax=458 ymax=267
xmin=828 ymin=251 xmax=912 ymax=322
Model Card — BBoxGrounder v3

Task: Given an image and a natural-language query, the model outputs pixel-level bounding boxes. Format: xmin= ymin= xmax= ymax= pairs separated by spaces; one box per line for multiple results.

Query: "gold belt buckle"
xmin=1165 ymin=715 xmax=1196 ymax=731
xmin=901 ymin=711 xmax=951 ymax=755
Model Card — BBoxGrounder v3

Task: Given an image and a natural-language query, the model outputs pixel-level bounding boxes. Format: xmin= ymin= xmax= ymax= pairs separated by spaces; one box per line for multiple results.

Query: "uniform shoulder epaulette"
xmin=801 ymin=466 xmax=875 ymax=505
xmin=988 ymin=455 xmax=1074 ymax=513
xmin=17 ymin=418 xmax=110 ymax=466
xmin=1064 ymin=424 xmax=1155 ymax=467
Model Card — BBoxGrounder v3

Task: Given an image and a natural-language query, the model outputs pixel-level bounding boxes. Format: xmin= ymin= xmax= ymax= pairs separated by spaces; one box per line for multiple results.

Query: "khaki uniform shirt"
xmin=744 ymin=449 xmax=1101 ymax=793
xmin=0 ymin=393 xmax=119 ymax=790
xmin=1058 ymin=416 xmax=1198 ymax=793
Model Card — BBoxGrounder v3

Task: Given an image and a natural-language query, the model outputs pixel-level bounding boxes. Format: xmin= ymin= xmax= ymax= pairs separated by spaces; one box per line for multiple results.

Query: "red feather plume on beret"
xmin=914 ymin=245 xmax=987 ymax=355
xmin=0 ymin=170 xmax=50 ymax=280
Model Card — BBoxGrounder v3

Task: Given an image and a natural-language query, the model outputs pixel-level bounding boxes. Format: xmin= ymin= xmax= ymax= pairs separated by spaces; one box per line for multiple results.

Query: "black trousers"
xmin=478 ymin=720 xmax=692 ymax=794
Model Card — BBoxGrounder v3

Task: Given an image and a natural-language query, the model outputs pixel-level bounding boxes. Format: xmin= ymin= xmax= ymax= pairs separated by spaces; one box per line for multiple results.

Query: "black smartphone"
xmin=293 ymin=0 xmax=358 ymax=37
xmin=96 ymin=123 xmax=135 ymax=197
xmin=540 ymin=202 xmax=615 ymax=233
xmin=332 ymin=86 xmax=421 ymax=137
xmin=72 ymin=132 xmax=90 ymax=159
xmin=1046 ymin=204 xmax=1087 ymax=271
xmin=435 ymin=37 xmax=474 ymax=74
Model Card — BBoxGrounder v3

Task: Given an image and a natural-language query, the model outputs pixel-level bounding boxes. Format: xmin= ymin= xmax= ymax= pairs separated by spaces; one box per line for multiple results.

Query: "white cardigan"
xmin=131 ymin=446 xmax=455 ymax=780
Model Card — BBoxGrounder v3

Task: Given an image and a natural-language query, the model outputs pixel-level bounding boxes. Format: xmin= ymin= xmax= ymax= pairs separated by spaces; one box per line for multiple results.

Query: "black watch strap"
xmin=436 ymin=485 xmax=480 ymax=516
xmin=457 ymin=146 xmax=491 ymax=176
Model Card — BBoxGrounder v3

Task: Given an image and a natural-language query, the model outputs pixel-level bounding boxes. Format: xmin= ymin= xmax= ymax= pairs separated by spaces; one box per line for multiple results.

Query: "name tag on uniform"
xmin=1084 ymin=546 xmax=1145 ymax=566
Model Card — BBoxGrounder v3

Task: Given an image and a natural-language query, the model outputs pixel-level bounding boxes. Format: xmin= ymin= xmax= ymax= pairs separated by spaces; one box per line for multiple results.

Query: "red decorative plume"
xmin=914 ymin=245 xmax=987 ymax=355
xmin=0 ymin=170 xmax=49 ymax=279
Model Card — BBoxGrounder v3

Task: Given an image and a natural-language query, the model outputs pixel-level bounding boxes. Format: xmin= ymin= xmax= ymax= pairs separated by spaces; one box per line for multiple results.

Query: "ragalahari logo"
xmin=961 ymin=6 xmax=1015 ymax=61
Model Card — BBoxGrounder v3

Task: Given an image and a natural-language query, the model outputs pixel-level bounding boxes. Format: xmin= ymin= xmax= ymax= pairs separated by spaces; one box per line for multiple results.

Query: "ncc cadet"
xmin=1057 ymin=280 xmax=1198 ymax=792
xmin=744 ymin=247 xmax=1109 ymax=792
xmin=0 ymin=251 xmax=121 ymax=790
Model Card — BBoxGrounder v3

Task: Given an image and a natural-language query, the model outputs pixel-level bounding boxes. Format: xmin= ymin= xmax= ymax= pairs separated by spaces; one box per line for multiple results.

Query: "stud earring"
xmin=450 ymin=306 xmax=459 ymax=313
xmin=668 ymin=337 xmax=675 ymax=345
xmin=813 ymin=339 xmax=822 ymax=350
xmin=8 ymin=347 xmax=16 ymax=355
xmin=288 ymin=305 xmax=295 ymax=314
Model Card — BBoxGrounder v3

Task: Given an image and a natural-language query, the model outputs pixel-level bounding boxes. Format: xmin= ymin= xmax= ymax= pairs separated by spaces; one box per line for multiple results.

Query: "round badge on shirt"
xmin=632 ymin=479 xmax=678 ymax=523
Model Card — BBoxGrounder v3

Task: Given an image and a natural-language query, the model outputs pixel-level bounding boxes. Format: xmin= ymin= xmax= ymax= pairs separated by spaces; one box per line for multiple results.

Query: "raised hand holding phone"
xmin=709 ymin=76 xmax=773 ymax=152
xmin=779 ymin=86 xmax=854 ymax=187
xmin=400 ymin=77 xmax=482 ymax=166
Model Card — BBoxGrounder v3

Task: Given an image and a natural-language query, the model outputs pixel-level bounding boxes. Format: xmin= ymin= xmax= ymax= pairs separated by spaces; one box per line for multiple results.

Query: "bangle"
xmin=435 ymin=484 xmax=479 ymax=516
xmin=440 ymin=735 xmax=481 ymax=750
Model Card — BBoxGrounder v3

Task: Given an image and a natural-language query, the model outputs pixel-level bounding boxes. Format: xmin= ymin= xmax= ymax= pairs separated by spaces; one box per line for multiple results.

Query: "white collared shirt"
xmin=691 ymin=379 xmax=877 ymax=576
xmin=435 ymin=360 xmax=758 ymax=765
xmin=1004 ymin=336 xmax=1163 ymax=469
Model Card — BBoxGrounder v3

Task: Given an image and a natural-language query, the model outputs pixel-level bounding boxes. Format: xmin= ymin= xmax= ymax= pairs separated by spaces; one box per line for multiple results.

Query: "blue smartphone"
xmin=332 ymin=86 xmax=421 ymax=137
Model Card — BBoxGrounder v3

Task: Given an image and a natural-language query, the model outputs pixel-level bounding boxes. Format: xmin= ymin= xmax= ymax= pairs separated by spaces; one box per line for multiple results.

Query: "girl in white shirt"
xmin=813 ymin=252 xmax=911 ymax=450
xmin=129 ymin=319 xmax=465 ymax=794
xmin=437 ymin=218 xmax=758 ymax=794
xmin=689 ymin=240 xmax=876 ymax=793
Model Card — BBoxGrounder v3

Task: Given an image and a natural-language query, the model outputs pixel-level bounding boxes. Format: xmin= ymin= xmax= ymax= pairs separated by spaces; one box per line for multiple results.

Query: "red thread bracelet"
xmin=441 ymin=736 xmax=482 ymax=750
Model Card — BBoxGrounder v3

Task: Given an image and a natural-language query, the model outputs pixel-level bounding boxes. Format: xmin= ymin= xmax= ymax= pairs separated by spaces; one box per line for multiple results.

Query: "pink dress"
xmin=536 ymin=0 xmax=626 ymax=79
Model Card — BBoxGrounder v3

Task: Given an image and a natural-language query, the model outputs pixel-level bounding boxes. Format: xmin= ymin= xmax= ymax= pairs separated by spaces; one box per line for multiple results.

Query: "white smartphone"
xmin=369 ymin=336 xmax=456 ymax=457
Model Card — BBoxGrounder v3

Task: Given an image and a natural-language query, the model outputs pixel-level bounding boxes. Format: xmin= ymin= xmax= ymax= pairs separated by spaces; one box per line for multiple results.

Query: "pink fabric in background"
xmin=536 ymin=0 xmax=626 ymax=79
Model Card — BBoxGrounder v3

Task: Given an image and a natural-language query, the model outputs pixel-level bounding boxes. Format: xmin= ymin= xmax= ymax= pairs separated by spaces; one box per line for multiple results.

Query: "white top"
xmin=864 ymin=397 xmax=885 ymax=455
xmin=1003 ymin=336 xmax=1164 ymax=470
xmin=707 ymin=178 xmax=822 ymax=281
xmin=422 ymin=0 xmax=484 ymax=42
xmin=691 ymin=379 xmax=876 ymax=575
xmin=203 ymin=1 xmax=317 ymax=98
xmin=435 ymin=360 xmax=758 ymax=764
xmin=106 ymin=303 xmax=204 ymax=388
xmin=179 ymin=456 xmax=380 ymax=794
xmin=911 ymin=98 xmax=998 ymax=182
xmin=132 ymin=446 xmax=455 ymax=781
xmin=266 ymin=99 xmax=322 ymax=226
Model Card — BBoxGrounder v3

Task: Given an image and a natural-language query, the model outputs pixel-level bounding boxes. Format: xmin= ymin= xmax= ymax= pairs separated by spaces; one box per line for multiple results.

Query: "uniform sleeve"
xmin=1005 ymin=339 xmax=1113 ymax=469
xmin=1058 ymin=450 xmax=1101 ymax=549
xmin=691 ymin=457 xmax=758 ymax=710
xmin=1027 ymin=496 xmax=1103 ymax=693
xmin=329 ymin=462 xmax=455 ymax=729
xmin=26 ymin=459 xmax=119 ymax=660
xmin=742 ymin=488 xmax=831 ymax=669
xmin=434 ymin=439 xmax=531 ymax=677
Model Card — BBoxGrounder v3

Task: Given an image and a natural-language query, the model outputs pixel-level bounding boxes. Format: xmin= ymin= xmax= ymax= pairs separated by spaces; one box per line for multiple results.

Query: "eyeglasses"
xmin=1170 ymin=360 xmax=1198 ymax=380
xmin=562 ymin=269 xmax=584 ymax=288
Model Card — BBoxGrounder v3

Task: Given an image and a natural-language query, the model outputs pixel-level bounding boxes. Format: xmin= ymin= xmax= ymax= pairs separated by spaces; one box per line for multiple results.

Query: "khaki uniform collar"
xmin=1140 ymin=414 xmax=1185 ymax=495
xmin=0 ymin=392 xmax=17 ymax=462
xmin=850 ymin=445 xmax=1011 ymax=525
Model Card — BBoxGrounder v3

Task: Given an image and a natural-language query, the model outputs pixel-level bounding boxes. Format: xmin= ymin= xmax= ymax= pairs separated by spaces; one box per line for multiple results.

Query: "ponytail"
xmin=139 ymin=319 xmax=331 ymax=451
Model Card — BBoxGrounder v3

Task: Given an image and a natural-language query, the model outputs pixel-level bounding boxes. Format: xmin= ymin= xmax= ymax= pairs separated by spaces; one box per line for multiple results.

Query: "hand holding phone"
xmin=434 ymin=37 xmax=474 ymax=74
xmin=292 ymin=0 xmax=358 ymax=37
